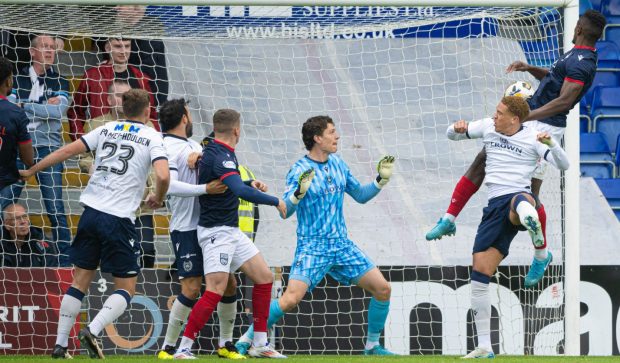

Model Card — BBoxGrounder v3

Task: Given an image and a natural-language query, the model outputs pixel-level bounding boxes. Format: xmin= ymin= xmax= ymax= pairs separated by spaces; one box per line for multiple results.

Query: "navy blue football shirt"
xmin=528 ymin=45 xmax=597 ymax=128
xmin=0 ymin=95 xmax=31 ymax=188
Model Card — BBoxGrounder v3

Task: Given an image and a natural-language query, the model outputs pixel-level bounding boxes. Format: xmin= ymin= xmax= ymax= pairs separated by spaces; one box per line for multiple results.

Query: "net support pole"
xmin=563 ymin=0 xmax=580 ymax=356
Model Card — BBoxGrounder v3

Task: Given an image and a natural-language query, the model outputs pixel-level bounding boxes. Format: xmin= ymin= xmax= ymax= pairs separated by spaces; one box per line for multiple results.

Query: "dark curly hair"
xmin=159 ymin=98 xmax=190 ymax=132
xmin=302 ymin=115 xmax=334 ymax=151
xmin=581 ymin=9 xmax=607 ymax=42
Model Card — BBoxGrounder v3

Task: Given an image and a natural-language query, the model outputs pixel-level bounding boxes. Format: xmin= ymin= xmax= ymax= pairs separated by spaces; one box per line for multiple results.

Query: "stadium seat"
xmin=589 ymin=0 xmax=602 ymax=11
xmin=602 ymin=1 xmax=620 ymax=24
xmin=596 ymin=40 xmax=620 ymax=69
xmin=580 ymin=115 xmax=591 ymax=133
xmin=605 ymin=25 xmax=620 ymax=50
xmin=594 ymin=178 xmax=620 ymax=220
xmin=580 ymin=132 xmax=615 ymax=178
xmin=582 ymin=72 xmax=620 ymax=111
xmin=591 ymin=87 xmax=620 ymax=151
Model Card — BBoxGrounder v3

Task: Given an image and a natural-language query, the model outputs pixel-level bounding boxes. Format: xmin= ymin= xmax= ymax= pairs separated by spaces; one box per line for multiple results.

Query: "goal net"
xmin=0 ymin=3 xmax=570 ymax=357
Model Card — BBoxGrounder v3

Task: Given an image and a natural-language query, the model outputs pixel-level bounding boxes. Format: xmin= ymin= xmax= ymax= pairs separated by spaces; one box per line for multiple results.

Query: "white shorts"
xmin=197 ymin=225 xmax=259 ymax=275
xmin=528 ymin=121 xmax=565 ymax=180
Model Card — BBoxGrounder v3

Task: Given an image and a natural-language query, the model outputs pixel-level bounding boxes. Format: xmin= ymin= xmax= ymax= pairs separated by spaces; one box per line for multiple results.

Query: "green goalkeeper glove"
xmin=375 ymin=155 xmax=395 ymax=188
xmin=290 ymin=168 xmax=315 ymax=204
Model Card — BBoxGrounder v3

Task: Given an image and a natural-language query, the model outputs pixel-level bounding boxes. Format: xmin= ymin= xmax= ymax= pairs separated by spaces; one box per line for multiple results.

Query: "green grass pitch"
xmin=2 ymin=356 xmax=620 ymax=362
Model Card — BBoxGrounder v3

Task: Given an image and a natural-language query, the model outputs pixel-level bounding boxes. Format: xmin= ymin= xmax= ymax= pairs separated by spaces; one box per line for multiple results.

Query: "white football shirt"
xmin=447 ymin=118 xmax=569 ymax=199
xmin=80 ymin=120 xmax=167 ymax=221
xmin=164 ymin=134 xmax=203 ymax=232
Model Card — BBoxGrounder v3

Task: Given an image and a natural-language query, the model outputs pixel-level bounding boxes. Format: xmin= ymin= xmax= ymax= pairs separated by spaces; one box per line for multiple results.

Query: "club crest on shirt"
xmin=183 ymin=260 xmax=193 ymax=272
xmin=220 ymin=253 xmax=229 ymax=265
xmin=222 ymin=160 xmax=236 ymax=169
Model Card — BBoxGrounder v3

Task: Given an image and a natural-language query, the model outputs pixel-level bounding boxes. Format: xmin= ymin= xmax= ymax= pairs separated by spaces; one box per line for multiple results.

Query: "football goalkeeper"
xmin=235 ymin=115 xmax=396 ymax=356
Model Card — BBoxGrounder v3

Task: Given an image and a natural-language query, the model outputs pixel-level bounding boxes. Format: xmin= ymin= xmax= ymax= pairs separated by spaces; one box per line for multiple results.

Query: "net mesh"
xmin=0 ymin=4 xmax=566 ymax=356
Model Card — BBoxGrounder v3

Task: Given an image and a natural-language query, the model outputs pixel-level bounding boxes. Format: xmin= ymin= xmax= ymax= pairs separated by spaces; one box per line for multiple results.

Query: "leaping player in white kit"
xmin=444 ymin=96 xmax=569 ymax=359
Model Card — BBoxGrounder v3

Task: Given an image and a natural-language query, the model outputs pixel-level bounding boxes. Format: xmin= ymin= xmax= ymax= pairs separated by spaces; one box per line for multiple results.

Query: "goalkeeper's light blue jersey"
xmin=284 ymin=154 xmax=380 ymax=241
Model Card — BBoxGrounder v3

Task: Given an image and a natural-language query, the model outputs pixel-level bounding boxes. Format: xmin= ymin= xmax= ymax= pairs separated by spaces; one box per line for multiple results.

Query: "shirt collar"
xmin=574 ymin=45 xmax=596 ymax=51
xmin=214 ymin=139 xmax=235 ymax=152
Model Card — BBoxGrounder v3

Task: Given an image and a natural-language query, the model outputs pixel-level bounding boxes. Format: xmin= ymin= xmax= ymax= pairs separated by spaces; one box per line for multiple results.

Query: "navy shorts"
xmin=171 ymin=230 xmax=204 ymax=278
xmin=473 ymin=192 xmax=529 ymax=258
xmin=70 ymin=206 xmax=141 ymax=277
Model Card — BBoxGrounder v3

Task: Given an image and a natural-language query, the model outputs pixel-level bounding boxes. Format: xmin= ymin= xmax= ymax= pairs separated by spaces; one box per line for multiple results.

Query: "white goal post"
xmin=0 ymin=0 xmax=580 ymax=357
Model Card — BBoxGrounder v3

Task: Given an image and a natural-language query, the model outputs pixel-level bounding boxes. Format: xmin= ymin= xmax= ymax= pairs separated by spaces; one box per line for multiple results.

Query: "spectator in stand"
xmin=1 ymin=203 xmax=58 ymax=267
xmin=115 ymin=5 xmax=169 ymax=110
xmin=5 ymin=34 xmax=71 ymax=267
xmin=68 ymin=37 xmax=158 ymax=141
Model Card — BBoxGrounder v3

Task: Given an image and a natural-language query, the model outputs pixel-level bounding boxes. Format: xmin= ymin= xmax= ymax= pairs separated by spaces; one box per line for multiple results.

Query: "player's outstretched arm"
xmin=525 ymin=81 xmax=582 ymax=122
xmin=506 ymin=60 xmax=549 ymax=80
xmin=19 ymin=139 xmax=87 ymax=179
xmin=223 ymin=173 xmax=280 ymax=207
xmin=537 ymin=132 xmax=570 ymax=171
xmin=347 ymin=156 xmax=395 ymax=203
xmin=167 ymin=170 xmax=227 ymax=197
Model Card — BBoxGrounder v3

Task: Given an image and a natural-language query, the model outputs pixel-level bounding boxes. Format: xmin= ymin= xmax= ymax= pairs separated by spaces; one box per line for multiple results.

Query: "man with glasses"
xmin=0 ymin=203 xmax=57 ymax=267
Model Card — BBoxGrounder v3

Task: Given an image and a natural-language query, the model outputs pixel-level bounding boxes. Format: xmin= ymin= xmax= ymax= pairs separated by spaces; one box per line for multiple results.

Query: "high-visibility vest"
xmin=238 ymin=165 xmax=257 ymax=242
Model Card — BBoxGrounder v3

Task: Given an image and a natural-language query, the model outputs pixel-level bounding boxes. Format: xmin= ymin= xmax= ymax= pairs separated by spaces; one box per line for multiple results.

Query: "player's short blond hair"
xmin=122 ymin=89 xmax=150 ymax=118
xmin=501 ymin=96 xmax=530 ymax=122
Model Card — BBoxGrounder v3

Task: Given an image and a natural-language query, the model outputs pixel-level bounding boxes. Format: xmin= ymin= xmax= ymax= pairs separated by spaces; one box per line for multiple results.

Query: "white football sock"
xmin=516 ymin=201 xmax=538 ymax=229
xmin=163 ymin=298 xmax=193 ymax=347
xmin=178 ymin=336 xmax=194 ymax=351
xmin=253 ymin=331 xmax=267 ymax=347
xmin=443 ymin=213 xmax=456 ymax=222
xmin=534 ymin=248 xmax=549 ymax=261
xmin=471 ymin=280 xmax=491 ymax=351
xmin=217 ymin=301 xmax=237 ymax=347
xmin=55 ymin=294 xmax=82 ymax=347
xmin=88 ymin=290 xmax=129 ymax=337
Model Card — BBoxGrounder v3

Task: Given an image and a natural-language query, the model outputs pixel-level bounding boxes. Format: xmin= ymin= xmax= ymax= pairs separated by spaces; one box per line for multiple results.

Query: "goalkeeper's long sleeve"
xmin=283 ymin=198 xmax=298 ymax=219
xmin=347 ymin=182 xmax=381 ymax=204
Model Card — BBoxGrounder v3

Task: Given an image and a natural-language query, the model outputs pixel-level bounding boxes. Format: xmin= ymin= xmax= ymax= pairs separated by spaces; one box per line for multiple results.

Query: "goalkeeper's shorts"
xmin=473 ymin=192 xmax=529 ymax=258
xmin=289 ymin=238 xmax=375 ymax=291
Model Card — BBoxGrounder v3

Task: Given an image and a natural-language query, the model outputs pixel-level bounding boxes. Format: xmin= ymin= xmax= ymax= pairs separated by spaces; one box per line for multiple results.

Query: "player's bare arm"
xmin=526 ymin=81 xmax=582 ymax=121
xmin=18 ymin=140 xmax=34 ymax=167
xmin=506 ymin=60 xmax=549 ymax=80
xmin=148 ymin=159 xmax=171 ymax=209
xmin=19 ymin=139 xmax=87 ymax=179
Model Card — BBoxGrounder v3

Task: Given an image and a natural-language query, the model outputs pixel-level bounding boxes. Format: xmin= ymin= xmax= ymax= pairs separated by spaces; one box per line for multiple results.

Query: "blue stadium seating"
xmin=589 ymin=0 xmax=602 ymax=11
xmin=580 ymin=132 xmax=615 ymax=178
xmin=581 ymin=98 xmax=591 ymax=131
xmin=594 ymin=178 xmax=620 ymax=219
xmin=604 ymin=26 xmax=620 ymax=50
xmin=601 ymin=1 xmax=620 ymax=24
xmin=583 ymin=71 xmax=620 ymax=111
xmin=596 ymin=40 xmax=620 ymax=69
xmin=592 ymin=87 xmax=620 ymax=151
